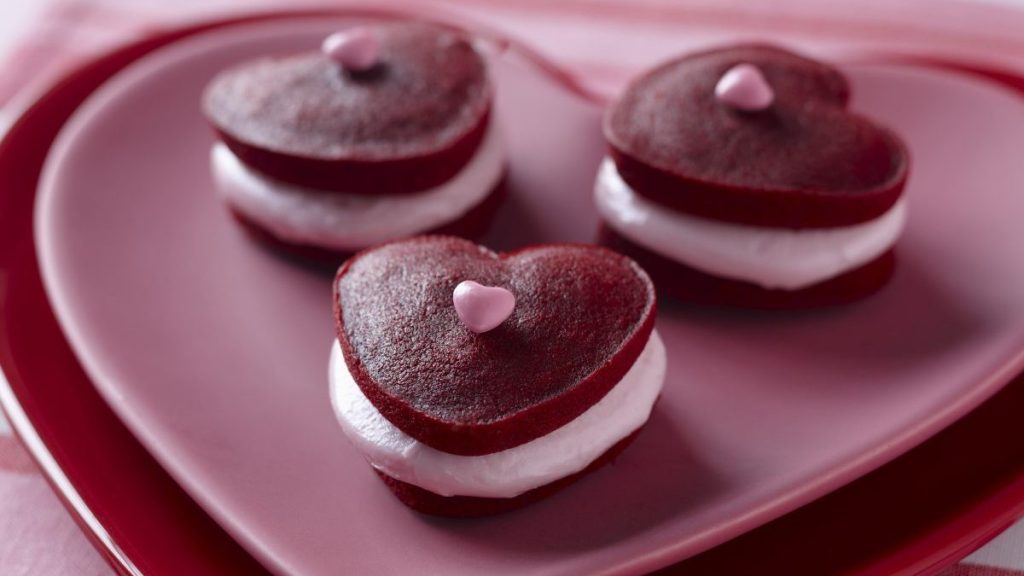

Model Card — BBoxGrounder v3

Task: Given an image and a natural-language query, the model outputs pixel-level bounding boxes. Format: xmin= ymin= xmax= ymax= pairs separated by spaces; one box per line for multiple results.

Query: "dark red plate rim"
xmin=0 ymin=9 xmax=1022 ymax=576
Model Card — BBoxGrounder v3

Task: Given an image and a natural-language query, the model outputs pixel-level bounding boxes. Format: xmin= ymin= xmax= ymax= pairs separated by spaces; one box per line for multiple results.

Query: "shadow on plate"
xmin=418 ymin=405 xmax=726 ymax=554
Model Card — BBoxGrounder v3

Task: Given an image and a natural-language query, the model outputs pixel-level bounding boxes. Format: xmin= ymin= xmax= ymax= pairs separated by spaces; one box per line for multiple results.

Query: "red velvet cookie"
xmin=599 ymin=226 xmax=896 ymax=309
xmin=203 ymin=22 xmax=491 ymax=194
xmin=227 ymin=175 xmax=507 ymax=269
xmin=375 ymin=428 xmax=642 ymax=517
xmin=604 ymin=44 xmax=908 ymax=229
xmin=333 ymin=236 xmax=657 ymax=457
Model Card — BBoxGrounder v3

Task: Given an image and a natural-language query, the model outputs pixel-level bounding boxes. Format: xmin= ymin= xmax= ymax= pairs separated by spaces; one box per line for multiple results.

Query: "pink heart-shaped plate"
xmin=34 ymin=14 xmax=1024 ymax=576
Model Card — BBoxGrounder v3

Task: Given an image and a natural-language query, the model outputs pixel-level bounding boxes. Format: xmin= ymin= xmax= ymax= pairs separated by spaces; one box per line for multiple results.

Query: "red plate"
xmin=1 ymin=10 xmax=1023 ymax=576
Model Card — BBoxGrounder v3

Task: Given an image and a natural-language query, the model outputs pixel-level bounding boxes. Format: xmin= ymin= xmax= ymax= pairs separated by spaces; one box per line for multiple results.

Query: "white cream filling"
xmin=211 ymin=119 xmax=505 ymax=251
xmin=594 ymin=158 xmax=907 ymax=290
xmin=329 ymin=331 xmax=666 ymax=498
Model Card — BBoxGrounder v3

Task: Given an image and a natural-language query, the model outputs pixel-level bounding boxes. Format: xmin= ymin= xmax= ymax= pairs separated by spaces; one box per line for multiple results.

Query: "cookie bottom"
xmin=374 ymin=427 xmax=643 ymax=518
xmin=227 ymin=176 xmax=506 ymax=269
xmin=599 ymin=226 xmax=895 ymax=309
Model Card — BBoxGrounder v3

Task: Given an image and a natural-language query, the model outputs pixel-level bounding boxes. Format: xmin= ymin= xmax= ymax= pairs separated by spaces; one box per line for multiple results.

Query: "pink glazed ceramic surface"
xmin=33 ymin=16 xmax=1024 ymax=576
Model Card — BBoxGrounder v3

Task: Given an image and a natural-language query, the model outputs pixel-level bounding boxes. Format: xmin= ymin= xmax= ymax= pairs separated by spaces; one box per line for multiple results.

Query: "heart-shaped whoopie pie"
xmin=333 ymin=236 xmax=656 ymax=456
xmin=605 ymin=44 xmax=909 ymax=228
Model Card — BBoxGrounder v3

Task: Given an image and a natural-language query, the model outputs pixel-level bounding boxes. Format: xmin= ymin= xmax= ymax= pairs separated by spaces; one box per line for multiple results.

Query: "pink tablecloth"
xmin=2 ymin=0 xmax=1024 ymax=574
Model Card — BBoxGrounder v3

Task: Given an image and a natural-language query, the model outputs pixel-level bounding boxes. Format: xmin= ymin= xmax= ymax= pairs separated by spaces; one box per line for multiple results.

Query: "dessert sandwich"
xmin=596 ymin=44 xmax=910 ymax=307
xmin=329 ymin=236 xmax=665 ymax=516
xmin=203 ymin=22 xmax=506 ymax=262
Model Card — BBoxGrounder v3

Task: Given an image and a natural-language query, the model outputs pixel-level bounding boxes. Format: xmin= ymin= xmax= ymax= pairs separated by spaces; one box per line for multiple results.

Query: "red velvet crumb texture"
xmin=333 ymin=236 xmax=656 ymax=456
xmin=604 ymin=43 xmax=909 ymax=229
xmin=376 ymin=427 xmax=643 ymax=517
xmin=599 ymin=226 xmax=895 ymax=309
xmin=203 ymin=21 xmax=491 ymax=194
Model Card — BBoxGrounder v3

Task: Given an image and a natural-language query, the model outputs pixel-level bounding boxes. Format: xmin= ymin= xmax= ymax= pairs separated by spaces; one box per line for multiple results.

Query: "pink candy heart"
xmin=715 ymin=63 xmax=774 ymax=111
xmin=453 ymin=281 xmax=516 ymax=334
xmin=321 ymin=28 xmax=381 ymax=72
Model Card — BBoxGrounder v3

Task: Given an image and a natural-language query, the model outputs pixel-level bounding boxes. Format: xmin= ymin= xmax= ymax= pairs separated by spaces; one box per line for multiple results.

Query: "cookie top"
xmin=334 ymin=236 xmax=656 ymax=456
xmin=203 ymin=22 xmax=491 ymax=194
xmin=604 ymin=44 xmax=909 ymax=228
